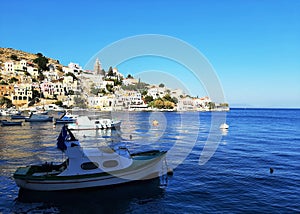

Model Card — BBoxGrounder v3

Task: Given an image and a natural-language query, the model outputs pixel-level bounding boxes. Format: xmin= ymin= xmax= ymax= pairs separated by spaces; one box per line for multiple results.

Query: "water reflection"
xmin=16 ymin=179 xmax=164 ymax=213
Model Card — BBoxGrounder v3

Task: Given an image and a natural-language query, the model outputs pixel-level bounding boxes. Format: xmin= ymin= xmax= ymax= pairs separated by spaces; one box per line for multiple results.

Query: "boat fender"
xmin=167 ymin=168 xmax=174 ymax=176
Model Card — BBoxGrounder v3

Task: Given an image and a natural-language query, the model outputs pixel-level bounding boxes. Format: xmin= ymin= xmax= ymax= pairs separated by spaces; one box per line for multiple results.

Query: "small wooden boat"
xmin=13 ymin=126 xmax=167 ymax=191
xmin=1 ymin=120 xmax=23 ymax=126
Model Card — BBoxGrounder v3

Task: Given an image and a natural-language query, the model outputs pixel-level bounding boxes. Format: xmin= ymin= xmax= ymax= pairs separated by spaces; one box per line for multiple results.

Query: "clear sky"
xmin=1 ymin=0 xmax=299 ymax=108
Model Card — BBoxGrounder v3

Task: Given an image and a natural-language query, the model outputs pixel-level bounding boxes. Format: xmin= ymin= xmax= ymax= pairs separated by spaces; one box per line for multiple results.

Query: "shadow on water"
xmin=16 ymin=178 xmax=165 ymax=213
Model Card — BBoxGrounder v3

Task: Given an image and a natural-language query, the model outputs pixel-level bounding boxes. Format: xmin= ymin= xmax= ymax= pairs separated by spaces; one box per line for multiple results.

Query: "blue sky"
xmin=1 ymin=0 xmax=299 ymax=107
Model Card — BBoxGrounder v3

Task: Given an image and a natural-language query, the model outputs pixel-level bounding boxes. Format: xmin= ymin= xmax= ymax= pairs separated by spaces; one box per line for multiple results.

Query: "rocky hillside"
xmin=0 ymin=47 xmax=62 ymax=67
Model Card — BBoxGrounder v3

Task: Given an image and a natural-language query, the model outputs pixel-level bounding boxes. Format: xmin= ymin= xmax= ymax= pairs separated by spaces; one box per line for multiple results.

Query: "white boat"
xmin=0 ymin=108 xmax=19 ymax=116
xmin=54 ymin=112 xmax=78 ymax=124
xmin=220 ymin=123 xmax=229 ymax=129
xmin=68 ymin=116 xmax=121 ymax=130
xmin=13 ymin=126 xmax=167 ymax=191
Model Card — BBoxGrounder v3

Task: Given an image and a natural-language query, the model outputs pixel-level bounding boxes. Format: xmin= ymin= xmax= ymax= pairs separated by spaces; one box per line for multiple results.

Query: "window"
xmin=103 ymin=160 xmax=118 ymax=168
xmin=81 ymin=162 xmax=99 ymax=170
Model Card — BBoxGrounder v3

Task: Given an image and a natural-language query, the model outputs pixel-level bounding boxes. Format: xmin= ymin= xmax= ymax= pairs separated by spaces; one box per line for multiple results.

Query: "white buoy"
xmin=220 ymin=123 xmax=229 ymax=129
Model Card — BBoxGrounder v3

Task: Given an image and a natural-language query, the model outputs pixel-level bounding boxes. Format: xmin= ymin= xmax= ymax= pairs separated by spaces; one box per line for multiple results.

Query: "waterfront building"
xmin=177 ymin=96 xmax=195 ymax=111
xmin=87 ymin=95 xmax=115 ymax=110
xmin=11 ymin=83 xmax=33 ymax=106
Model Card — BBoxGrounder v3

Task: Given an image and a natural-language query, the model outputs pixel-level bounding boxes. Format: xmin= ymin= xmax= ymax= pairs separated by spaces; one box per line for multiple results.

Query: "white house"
xmin=122 ymin=78 xmax=138 ymax=86
xmin=114 ymin=90 xmax=146 ymax=108
xmin=4 ymin=62 xmax=14 ymax=74
xmin=63 ymin=62 xmax=82 ymax=76
xmin=193 ymin=96 xmax=211 ymax=110
xmin=177 ymin=96 xmax=195 ymax=111
xmin=11 ymin=83 xmax=33 ymax=106
xmin=27 ymin=67 xmax=39 ymax=77
xmin=40 ymin=81 xmax=55 ymax=98
xmin=87 ymin=95 xmax=115 ymax=109
xmin=147 ymin=86 xmax=167 ymax=99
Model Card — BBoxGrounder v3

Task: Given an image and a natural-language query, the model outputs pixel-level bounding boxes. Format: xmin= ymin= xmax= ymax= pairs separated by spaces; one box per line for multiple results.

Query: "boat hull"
xmin=14 ymin=151 xmax=167 ymax=191
xmin=54 ymin=119 xmax=76 ymax=124
xmin=25 ymin=117 xmax=53 ymax=122
xmin=1 ymin=120 xmax=23 ymax=126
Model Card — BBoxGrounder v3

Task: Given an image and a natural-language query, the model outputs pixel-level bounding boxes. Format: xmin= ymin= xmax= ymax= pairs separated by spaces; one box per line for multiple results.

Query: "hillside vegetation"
xmin=0 ymin=47 xmax=62 ymax=67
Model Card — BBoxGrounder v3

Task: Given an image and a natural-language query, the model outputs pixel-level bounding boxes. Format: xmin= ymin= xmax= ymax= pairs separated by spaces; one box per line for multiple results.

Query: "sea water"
xmin=0 ymin=108 xmax=299 ymax=213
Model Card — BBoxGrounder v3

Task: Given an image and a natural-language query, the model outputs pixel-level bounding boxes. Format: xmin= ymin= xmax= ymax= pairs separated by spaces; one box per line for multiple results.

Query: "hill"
xmin=0 ymin=47 xmax=62 ymax=68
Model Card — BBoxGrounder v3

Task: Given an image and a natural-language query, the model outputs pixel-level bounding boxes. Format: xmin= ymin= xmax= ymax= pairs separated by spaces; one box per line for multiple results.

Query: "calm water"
xmin=0 ymin=109 xmax=299 ymax=213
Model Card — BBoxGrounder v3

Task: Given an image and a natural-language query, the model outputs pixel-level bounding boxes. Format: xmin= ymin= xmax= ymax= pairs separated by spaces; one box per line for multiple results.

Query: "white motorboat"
xmin=54 ymin=112 xmax=78 ymax=124
xmin=13 ymin=126 xmax=167 ymax=191
xmin=68 ymin=116 xmax=121 ymax=130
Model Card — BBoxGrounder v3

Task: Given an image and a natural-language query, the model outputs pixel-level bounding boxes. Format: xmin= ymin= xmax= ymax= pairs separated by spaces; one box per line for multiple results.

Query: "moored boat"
xmin=11 ymin=112 xmax=27 ymax=119
xmin=25 ymin=112 xmax=53 ymax=122
xmin=54 ymin=112 xmax=78 ymax=124
xmin=219 ymin=123 xmax=229 ymax=129
xmin=1 ymin=120 xmax=23 ymax=126
xmin=68 ymin=116 xmax=121 ymax=130
xmin=13 ymin=125 xmax=167 ymax=191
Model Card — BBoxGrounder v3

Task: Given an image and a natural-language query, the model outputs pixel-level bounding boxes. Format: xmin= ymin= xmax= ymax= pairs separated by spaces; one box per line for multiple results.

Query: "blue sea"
xmin=0 ymin=108 xmax=299 ymax=213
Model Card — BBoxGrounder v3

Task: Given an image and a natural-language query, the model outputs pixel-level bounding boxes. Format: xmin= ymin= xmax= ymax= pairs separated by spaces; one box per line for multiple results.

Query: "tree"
xmin=9 ymin=77 xmax=19 ymax=84
xmin=38 ymin=72 xmax=45 ymax=81
xmin=33 ymin=54 xmax=49 ymax=71
xmin=107 ymin=66 xmax=114 ymax=76
xmin=68 ymin=90 xmax=75 ymax=95
xmin=32 ymin=90 xmax=41 ymax=99
xmin=144 ymin=95 xmax=154 ymax=104
xmin=36 ymin=52 xmax=43 ymax=57
xmin=163 ymin=94 xmax=173 ymax=102
xmin=65 ymin=72 xmax=78 ymax=80
xmin=10 ymin=54 xmax=19 ymax=61
xmin=114 ymin=77 xmax=123 ymax=86
xmin=0 ymin=97 xmax=13 ymax=108
xmin=74 ymin=96 xmax=87 ymax=108
xmin=141 ymin=90 xmax=148 ymax=96
xmin=172 ymin=97 xmax=178 ymax=104
xmin=164 ymin=100 xmax=175 ymax=109
xmin=55 ymin=100 xmax=63 ymax=107
xmin=208 ymin=102 xmax=215 ymax=110
xmin=0 ymin=81 xmax=8 ymax=85
xmin=159 ymin=83 xmax=165 ymax=88
xmin=90 ymin=87 xmax=101 ymax=95
xmin=24 ymin=71 xmax=31 ymax=76
xmin=220 ymin=103 xmax=229 ymax=107
xmin=127 ymin=74 xmax=133 ymax=79
xmin=153 ymin=99 xmax=164 ymax=109
xmin=106 ymin=84 xmax=114 ymax=93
